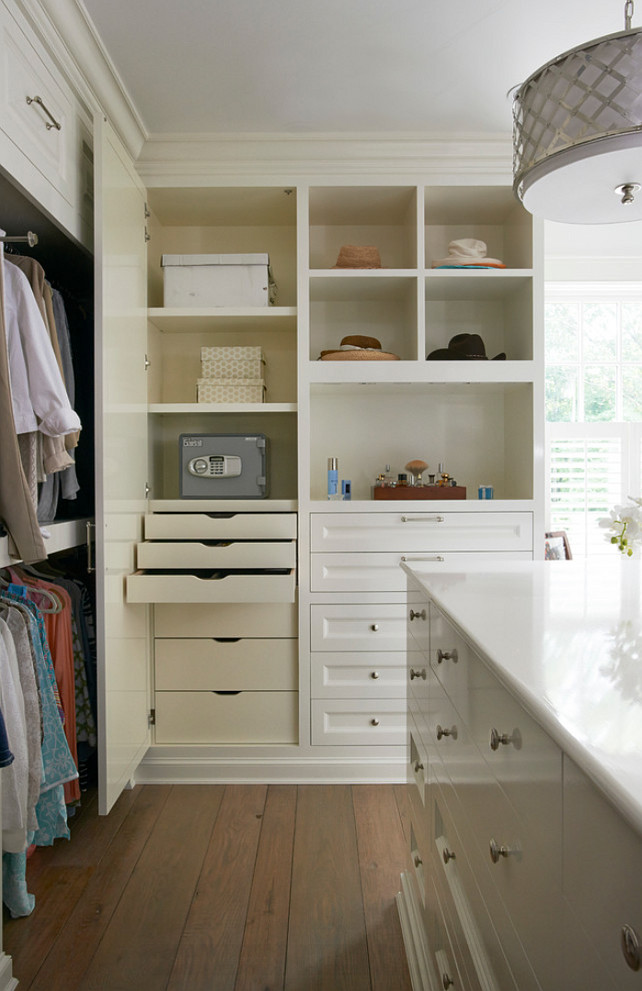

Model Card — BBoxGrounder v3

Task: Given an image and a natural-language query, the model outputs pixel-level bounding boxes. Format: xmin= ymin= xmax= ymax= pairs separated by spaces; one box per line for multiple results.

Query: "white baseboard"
xmin=0 ymin=952 xmax=18 ymax=991
xmin=135 ymin=752 xmax=407 ymax=785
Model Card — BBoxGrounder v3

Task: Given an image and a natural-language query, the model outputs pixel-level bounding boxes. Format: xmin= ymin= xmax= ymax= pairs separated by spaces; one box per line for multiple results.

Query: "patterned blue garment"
xmin=0 ymin=587 xmax=79 ymax=917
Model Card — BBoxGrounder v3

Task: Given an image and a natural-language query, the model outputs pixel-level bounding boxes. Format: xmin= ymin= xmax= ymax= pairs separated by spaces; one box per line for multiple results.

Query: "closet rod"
xmin=0 ymin=231 xmax=39 ymax=247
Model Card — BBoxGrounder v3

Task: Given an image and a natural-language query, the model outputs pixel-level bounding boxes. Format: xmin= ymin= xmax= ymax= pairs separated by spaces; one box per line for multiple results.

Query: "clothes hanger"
xmin=6 ymin=566 xmax=63 ymax=614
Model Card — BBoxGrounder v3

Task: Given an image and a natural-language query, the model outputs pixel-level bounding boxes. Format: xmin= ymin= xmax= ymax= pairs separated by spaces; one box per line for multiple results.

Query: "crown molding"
xmin=137 ymin=131 xmax=514 ymax=183
xmin=28 ymin=0 xmax=147 ymax=158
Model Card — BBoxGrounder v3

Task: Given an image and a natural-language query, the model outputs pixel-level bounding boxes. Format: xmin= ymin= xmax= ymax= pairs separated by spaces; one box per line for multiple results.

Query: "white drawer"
xmin=311 ymin=550 xmax=531 ymax=592
xmin=311 ymin=698 xmax=406 ymax=746
xmin=0 ymin=4 xmax=91 ymax=232
xmin=310 ymin=512 xmax=533 ymax=553
xmin=138 ymin=539 xmax=296 ymax=570
xmin=563 ymin=757 xmax=642 ymax=989
xmin=144 ymin=512 xmax=297 ymax=540
xmin=310 ymin=650 xmax=406 ymax=698
xmin=127 ymin=568 xmax=295 ymax=603
xmin=155 ymin=638 xmax=297 ymax=691
xmin=310 ymin=603 xmax=408 ymax=652
xmin=154 ymin=601 xmax=298 ymax=638
xmin=154 ymin=690 xmax=298 ymax=744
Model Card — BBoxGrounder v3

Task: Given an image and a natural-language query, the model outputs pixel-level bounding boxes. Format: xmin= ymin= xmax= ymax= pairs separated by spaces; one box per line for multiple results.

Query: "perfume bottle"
xmin=327 ymin=458 xmax=339 ymax=499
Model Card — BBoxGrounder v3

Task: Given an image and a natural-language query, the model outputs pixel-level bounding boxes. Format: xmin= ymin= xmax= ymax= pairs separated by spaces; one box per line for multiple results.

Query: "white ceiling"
xmin=80 ymin=0 xmax=625 ymax=137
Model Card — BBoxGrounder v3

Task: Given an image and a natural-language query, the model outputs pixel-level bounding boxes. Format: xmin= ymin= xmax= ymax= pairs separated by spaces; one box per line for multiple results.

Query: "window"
xmin=545 ymin=285 xmax=642 ymax=557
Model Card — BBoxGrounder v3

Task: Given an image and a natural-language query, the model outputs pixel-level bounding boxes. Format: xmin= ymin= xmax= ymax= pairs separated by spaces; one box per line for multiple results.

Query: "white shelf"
xmin=148 ymin=403 xmax=297 ymax=413
xmin=148 ymin=307 xmax=297 ymax=333
xmin=425 ymin=270 xmax=534 ymax=300
xmin=149 ymin=498 xmax=298 ymax=512
xmin=308 ymin=360 xmax=536 ymax=386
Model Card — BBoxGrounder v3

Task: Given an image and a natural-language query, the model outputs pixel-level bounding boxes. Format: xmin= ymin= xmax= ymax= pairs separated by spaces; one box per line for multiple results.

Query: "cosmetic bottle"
xmin=342 ymin=480 xmax=351 ymax=500
xmin=327 ymin=458 xmax=339 ymax=499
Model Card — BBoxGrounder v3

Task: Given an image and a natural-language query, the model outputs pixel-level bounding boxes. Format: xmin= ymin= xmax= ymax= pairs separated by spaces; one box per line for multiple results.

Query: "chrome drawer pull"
xmin=436 ymin=648 xmax=458 ymax=664
xmin=401 ymin=515 xmax=445 ymax=523
xmin=436 ymin=724 xmax=458 ymax=741
xmin=409 ymin=608 xmax=426 ymax=621
xmin=414 ymin=854 xmax=423 ymax=868
xmin=370 ymin=671 xmax=380 ymax=680
xmin=621 ymin=924 xmax=641 ymax=971
xmin=409 ymin=668 xmax=427 ymax=681
xmin=489 ymin=838 xmax=519 ymax=863
xmin=370 ymin=624 xmax=379 ymax=632
xmin=401 ymin=555 xmax=445 ymax=562
xmin=442 ymin=973 xmax=454 ymax=989
xmin=489 ymin=727 xmax=522 ymax=751
xmin=414 ymin=760 xmax=424 ymax=772
xmin=26 ymin=94 xmax=62 ymax=130
xmin=370 ymin=718 xmax=380 ymax=726
xmin=442 ymin=848 xmax=456 ymax=864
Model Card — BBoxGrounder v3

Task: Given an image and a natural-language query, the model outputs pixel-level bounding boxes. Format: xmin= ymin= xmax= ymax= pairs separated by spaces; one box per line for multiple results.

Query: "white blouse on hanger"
xmin=2 ymin=255 xmax=81 ymax=437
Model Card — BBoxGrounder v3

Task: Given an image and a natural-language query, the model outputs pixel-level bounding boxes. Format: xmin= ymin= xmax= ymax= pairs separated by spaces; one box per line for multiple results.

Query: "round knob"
xmin=409 ymin=608 xmax=426 ymax=621
xmin=370 ymin=718 xmax=380 ymax=726
xmin=414 ymin=760 xmax=424 ymax=772
xmin=489 ymin=838 xmax=516 ymax=863
xmin=442 ymin=973 xmax=454 ymax=989
xmin=442 ymin=848 xmax=456 ymax=864
xmin=371 ymin=624 xmax=379 ymax=632
xmin=436 ymin=648 xmax=458 ymax=664
xmin=621 ymin=924 xmax=641 ymax=971
xmin=489 ymin=727 xmax=522 ymax=751
xmin=409 ymin=668 xmax=427 ymax=681
xmin=414 ymin=854 xmax=423 ymax=868
xmin=436 ymin=724 xmax=458 ymax=741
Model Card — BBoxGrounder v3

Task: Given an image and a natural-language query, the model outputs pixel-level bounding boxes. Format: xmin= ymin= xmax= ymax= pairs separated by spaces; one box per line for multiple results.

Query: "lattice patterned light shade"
xmin=513 ymin=11 xmax=642 ymax=224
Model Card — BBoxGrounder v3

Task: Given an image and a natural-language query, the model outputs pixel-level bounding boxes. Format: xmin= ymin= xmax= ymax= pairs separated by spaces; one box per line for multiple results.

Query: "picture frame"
xmin=544 ymin=531 xmax=572 ymax=560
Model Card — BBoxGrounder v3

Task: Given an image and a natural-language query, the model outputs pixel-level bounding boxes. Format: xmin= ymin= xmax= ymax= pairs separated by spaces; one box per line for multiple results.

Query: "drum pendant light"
xmin=512 ymin=1 xmax=642 ymax=223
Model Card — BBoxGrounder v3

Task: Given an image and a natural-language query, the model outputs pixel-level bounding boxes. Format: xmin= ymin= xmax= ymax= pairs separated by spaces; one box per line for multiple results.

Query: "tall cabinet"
xmin=0 ymin=1 xmax=545 ymax=816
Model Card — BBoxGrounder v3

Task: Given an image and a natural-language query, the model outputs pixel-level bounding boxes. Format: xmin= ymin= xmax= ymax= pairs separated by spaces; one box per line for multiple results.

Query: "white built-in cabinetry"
xmin=399 ymin=571 xmax=642 ymax=991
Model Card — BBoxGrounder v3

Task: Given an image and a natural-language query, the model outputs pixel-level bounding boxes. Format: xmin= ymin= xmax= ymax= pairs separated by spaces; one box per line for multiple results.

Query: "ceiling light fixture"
xmin=512 ymin=0 xmax=642 ymax=224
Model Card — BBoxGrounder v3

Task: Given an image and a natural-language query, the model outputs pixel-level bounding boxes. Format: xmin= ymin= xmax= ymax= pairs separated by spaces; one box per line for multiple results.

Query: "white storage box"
xmin=197 ymin=378 xmax=266 ymax=403
xmin=161 ymin=253 xmax=276 ymax=307
xmin=201 ymin=346 xmax=265 ymax=379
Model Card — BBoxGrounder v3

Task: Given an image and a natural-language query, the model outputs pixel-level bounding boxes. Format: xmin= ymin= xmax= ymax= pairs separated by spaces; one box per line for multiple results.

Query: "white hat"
xmin=432 ymin=238 xmax=504 ymax=268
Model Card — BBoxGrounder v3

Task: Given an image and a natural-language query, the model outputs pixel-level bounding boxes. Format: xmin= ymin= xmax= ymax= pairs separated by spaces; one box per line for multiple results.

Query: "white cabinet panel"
xmin=127 ymin=568 xmax=295 ymax=603
xmin=311 ymin=699 xmax=406 ymax=746
xmin=310 ymin=603 xmax=408 ymax=652
xmin=311 ymin=650 xmax=406 ymax=698
xmin=155 ymin=601 xmax=298 ymax=638
xmin=311 ymin=512 xmax=533 ymax=553
xmin=155 ymin=638 xmax=297 ymax=691
xmin=144 ymin=512 xmax=296 ymax=540
xmin=311 ymin=550 xmax=531 ymax=592
xmin=137 ymin=539 xmax=296 ymax=570
xmin=155 ymin=691 xmax=298 ymax=744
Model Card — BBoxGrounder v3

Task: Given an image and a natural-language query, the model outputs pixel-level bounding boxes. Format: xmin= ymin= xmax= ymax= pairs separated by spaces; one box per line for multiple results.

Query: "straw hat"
xmin=431 ymin=238 xmax=504 ymax=268
xmin=319 ymin=334 xmax=399 ymax=361
xmin=333 ymin=245 xmax=382 ymax=269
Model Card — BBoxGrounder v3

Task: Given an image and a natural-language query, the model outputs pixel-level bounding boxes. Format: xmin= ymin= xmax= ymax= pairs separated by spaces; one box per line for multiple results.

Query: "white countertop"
xmin=403 ymin=558 xmax=642 ymax=835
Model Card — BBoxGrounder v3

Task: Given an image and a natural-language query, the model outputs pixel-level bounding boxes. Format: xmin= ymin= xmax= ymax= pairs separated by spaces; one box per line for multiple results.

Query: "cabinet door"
xmin=94 ymin=119 xmax=150 ymax=815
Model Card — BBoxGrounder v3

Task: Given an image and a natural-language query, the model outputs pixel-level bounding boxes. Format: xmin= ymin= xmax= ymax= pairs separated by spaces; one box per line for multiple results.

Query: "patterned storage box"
xmin=201 ymin=346 xmax=265 ymax=380
xmin=197 ymin=378 xmax=266 ymax=403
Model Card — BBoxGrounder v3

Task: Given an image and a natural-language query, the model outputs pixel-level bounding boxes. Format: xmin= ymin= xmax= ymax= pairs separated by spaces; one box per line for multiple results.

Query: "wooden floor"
xmin=4 ymin=784 xmax=413 ymax=991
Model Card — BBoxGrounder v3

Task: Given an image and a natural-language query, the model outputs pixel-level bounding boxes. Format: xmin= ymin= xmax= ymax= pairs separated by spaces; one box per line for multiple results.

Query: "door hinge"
xmin=144 ymin=225 xmax=151 ymax=243
xmin=148 ymin=709 xmax=155 ymax=726
xmin=144 ymin=201 xmax=150 ymax=219
xmin=144 ymin=353 xmax=151 ymax=370
xmin=144 ymin=482 xmax=150 ymax=498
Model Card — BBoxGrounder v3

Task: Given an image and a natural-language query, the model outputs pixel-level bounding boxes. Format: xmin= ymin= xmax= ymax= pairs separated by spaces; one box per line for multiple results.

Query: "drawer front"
xmin=154 ymin=602 xmax=298 ymax=638
xmin=311 ymin=650 xmax=406 ymax=698
xmin=311 ymin=512 xmax=533 ymax=553
xmin=430 ymin=606 xmax=497 ymax=696
xmin=0 ymin=3 xmax=76 ymax=205
xmin=311 ymin=699 xmax=406 ymax=746
xmin=154 ymin=691 xmax=298 ymax=744
xmin=138 ymin=539 xmax=296 ymax=570
xmin=311 ymin=550 xmax=531 ymax=592
xmin=563 ymin=757 xmax=642 ymax=989
xmin=433 ymin=794 xmax=540 ymax=991
xmin=145 ymin=512 xmax=297 ymax=540
xmin=127 ymin=569 xmax=295 ymax=603
xmin=310 ymin=604 xmax=407 ymax=652
xmin=155 ymin=638 xmax=297 ymax=691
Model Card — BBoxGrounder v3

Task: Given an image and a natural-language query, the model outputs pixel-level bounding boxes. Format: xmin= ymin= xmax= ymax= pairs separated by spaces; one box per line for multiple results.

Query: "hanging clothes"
xmin=0 ymin=241 xmax=47 ymax=563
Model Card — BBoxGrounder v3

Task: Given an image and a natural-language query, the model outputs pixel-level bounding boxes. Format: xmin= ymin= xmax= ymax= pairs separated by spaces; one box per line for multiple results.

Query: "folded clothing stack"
xmin=197 ymin=346 xmax=266 ymax=403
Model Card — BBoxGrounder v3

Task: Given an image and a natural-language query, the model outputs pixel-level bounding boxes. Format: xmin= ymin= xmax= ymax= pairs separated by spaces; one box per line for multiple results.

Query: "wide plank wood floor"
xmin=4 ymin=784 xmax=413 ymax=991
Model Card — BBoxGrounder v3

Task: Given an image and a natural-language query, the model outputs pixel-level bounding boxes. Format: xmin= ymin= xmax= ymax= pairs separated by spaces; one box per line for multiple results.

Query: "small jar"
xmin=396 ymin=473 xmax=409 ymax=487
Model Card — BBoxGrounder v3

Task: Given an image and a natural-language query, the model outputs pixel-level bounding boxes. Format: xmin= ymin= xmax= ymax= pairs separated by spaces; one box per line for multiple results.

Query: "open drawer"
xmin=144 ymin=512 xmax=297 ymax=541
xmin=137 ymin=539 xmax=296 ymax=570
xmin=126 ymin=568 xmax=296 ymax=603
